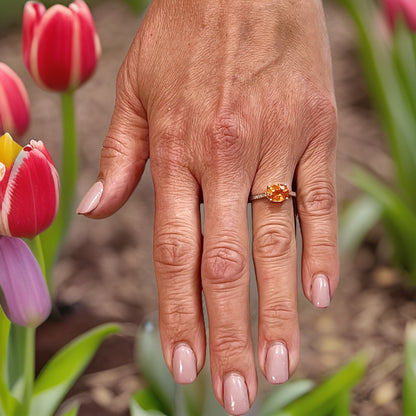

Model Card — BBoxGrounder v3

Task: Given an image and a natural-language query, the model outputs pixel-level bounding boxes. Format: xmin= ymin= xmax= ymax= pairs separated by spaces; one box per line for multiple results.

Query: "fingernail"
xmin=77 ymin=181 xmax=103 ymax=215
xmin=224 ymin=373 xmax=250 ymax=415
xmin=172 ymin=344 xmax=197 ymax=384
xmin=312 ymin=274 xmax=331 ymax=308
xmin=266 ymin=342 xmax=289 ymax=384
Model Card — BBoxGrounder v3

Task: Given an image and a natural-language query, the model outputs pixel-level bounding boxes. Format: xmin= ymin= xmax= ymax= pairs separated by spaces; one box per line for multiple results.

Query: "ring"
xmin=250 ymin=183 xmax=296 ymax=203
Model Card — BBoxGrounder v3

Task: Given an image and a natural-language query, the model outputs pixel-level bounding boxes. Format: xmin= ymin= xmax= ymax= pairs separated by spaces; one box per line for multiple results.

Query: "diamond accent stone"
xmin=265 ymin=184 xmax=290 ymax=203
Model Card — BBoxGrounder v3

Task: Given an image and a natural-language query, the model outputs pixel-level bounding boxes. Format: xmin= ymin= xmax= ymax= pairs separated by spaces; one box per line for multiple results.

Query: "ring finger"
xmin=251 ymin=173 xmax=300 ymax=384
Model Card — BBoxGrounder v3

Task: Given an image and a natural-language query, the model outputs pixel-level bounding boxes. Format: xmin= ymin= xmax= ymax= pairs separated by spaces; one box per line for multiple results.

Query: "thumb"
xmin=77 ymin=70 xmax=149 ymax=219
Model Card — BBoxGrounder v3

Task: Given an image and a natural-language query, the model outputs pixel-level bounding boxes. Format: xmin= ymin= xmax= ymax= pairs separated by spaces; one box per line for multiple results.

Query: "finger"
xmin=251 ymin=177 xmax=299 ymax=385
xmin=296 ymin=130 xmax=338 ymax=308
xmin=152 ymin=164 xmax=206 ymax=385
xmin=77 ymin=63 xmax=149 ymax=218
xmin=201 ymin=179 xmax=256 ymax=416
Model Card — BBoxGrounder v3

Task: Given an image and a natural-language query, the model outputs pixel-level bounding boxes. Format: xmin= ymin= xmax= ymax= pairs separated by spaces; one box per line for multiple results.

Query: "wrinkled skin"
xmin=85 ymin=0 xmax=338 ymax=412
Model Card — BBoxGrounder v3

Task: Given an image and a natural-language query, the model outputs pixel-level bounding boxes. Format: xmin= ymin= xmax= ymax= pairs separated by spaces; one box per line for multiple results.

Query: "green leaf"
xmin=0 ymin=379 xmax=19 ymax=416
xmin=259 ymin=380 xmax=315 ymax=416
xmin=60 ymin=401 xmax=80 ymax=416
xmin=259 ymin=380 xmax=314 ymax=416
xmin=29 ymin=324 xmax=120 ymax=416
xmin=122 ymin=0 xmax=150 ymax=14
xmin=135 ymin=321 xmax=175 ymax=416
xmin=274 ymin=353 xmax=367 ymax=416
xmin=6 ymin=325 xmax=27 ymax=401
xmin=0 ymin=307 xmax=10 ymax=376
xmin=404 ymin=322 xmax=416 ymax=415
xmin=338 ymin=0 xmax=416 ymax=207
xmin=353 ymin=168 xmax=416 ymax=280
xmin=339 ymin=194 xmax=382 ymax=255
xmin=332 ymin=391 xmax=351 ymax=416
xmin=130 ymin=390 xmax=168 ymax=416
xmin=0 ymin=312 xmax=20 ymax=416
xmin=392 ymin=19 xmax=416 ymax=119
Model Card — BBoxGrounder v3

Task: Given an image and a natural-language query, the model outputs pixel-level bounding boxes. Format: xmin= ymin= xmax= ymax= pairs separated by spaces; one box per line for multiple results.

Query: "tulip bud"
xmin=0 ymin=63 xmax=30 ymax=137
xmin=384 ymin=0 xmax=416 ymax=32
xmin=0 ymin=133 xmax=59 ymax=238
xmin=23 ymin=0 xmax=101 ymax=92
xmin=0 ymin=236 xmax=51 ymax=327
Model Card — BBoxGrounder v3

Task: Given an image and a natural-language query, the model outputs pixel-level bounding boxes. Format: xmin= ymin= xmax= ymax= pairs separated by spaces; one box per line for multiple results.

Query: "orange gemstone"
xmin=265 ymin=184 xmax=290 ymax=202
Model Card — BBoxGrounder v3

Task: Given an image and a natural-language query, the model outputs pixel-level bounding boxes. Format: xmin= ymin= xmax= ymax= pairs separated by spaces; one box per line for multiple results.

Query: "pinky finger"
xmin=296 ymin=140 xmax=338 ymax=308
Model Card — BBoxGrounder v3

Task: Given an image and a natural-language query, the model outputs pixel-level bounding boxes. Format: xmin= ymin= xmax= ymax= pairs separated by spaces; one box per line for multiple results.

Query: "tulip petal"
xmin=70 ymin=0 xmax=101 ymax=89
xmin=0 ymin=236 xmax=51 ymax=327
xmin=34 ymin=5 xmax=75 ymax=91
xmin=2 ymin=142 xmax=59 ymax=238
xmin=22 ymin=2 xmax=46 ymax=71
xmin=384 ymin=0 xmax=402 ymax=30
xmin=384 ymin=0 xmax=416 ymax=32
xmin=0 ymin=64 xmax=30 ymax=137
xmin=400 ymin=0 xmax=416 ymax=31
xmin=22 ymin=0 xmax=100 ymax=92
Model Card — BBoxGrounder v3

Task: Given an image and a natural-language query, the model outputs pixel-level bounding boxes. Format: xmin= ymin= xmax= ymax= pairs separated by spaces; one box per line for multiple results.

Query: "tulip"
xmin=22 ymin=0 xmax=101 ymax=91
xmin=0 ymin=236 xmax=51 ymax=327
xmin=0 ymin=63 xmax=30 ymax=137
xmin=384 ymin=0 xmax=416 ymax=32
xmin=0 ymin=133 xmax=59 ymax=238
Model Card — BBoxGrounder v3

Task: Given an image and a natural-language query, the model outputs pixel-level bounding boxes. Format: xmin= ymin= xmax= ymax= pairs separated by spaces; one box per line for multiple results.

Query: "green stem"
xmin=19 ymin=328 xmax=35 ymax=416
xmin=27 ymin=236 xmax=45 ymax=277
xmin=60 ymin=91 xmax=78 ymax=232
xmin=40 ymin=91 xmax=78 ymax=293
xmin=11 ymin=236 xmax=47 ymax=416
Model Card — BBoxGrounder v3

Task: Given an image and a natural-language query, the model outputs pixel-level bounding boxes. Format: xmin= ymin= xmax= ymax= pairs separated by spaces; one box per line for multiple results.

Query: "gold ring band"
xmin=250 ymin=184 xmax=296 ymax=203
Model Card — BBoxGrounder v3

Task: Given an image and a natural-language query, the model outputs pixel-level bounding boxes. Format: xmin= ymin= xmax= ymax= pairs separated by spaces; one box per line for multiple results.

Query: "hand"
xmin=78 ymin=0 xmax=338 ymax=414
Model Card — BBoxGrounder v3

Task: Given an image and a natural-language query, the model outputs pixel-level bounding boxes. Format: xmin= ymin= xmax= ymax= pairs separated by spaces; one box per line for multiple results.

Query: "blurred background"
xmin=1 ymin=0 xmax=415 ymax=415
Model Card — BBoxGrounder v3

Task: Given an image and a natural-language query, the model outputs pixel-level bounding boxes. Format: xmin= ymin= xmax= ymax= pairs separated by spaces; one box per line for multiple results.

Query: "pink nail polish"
xmin=312 ymin=274 xmax=331 ymax=308
xmin=77 ymin=181 xmax=103 ymax=215
xmin=224 ymin=373 xmax=250 ymax=415
xmin=266 ymin=343 xmax=289 ymax=384
xmin=172 ymin=344 xmax=197 ymax=384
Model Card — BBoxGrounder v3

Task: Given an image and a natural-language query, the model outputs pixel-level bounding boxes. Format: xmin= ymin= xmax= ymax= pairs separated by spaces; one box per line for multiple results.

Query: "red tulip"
xmin=0 ymin=236 xmax=51 ymax=327
xmin=384 ymin=0 xmax=416 ymax=32
xmin=23 ymin=0 xmax=101 ymax=91
xmin=0 ymin=133 xmax=59 ymax=238
xmin=0 ymin=63 xmax=30 ymax=137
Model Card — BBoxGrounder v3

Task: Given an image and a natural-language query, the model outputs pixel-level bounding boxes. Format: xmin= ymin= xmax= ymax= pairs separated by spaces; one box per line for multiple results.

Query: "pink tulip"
xmin=0 ymin=63 xmax=30 ymax=137
xmin=23 ymin=0 xmax=101 ymax=91
xmin=0 ymin=236 xmax=51 ymax=327
xmin=384 ymin=0 xmax=416 ymax=32
xmin=0 ymin=133 xmax=59 ymax=238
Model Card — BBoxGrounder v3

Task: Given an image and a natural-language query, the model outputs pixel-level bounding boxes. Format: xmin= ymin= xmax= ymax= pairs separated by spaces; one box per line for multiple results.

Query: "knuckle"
xmin=210 ymin=331 xmax=250 ymax=357
xmin=260 ymin=297 xmax=298 ymax=329
xmin=152 ymin=132 xmax=187 ymax=171
xmin=101 ymin=134 xmax=131 ymax=161
xmin=253 ymin=222 xmax=294 ymax=261
xmin=306 ymin=90 xmax=338 ymax=141
xmin=160 ymin=299 xmax=196 ymax=330
xmin=154 ymin=230 xmax=197 ymax=273
xmin=151 ymin=115 xmax=188 ymax=173
xmin=205 ymin=111 xmax=246 ymax=163
xmin=298 ymin=182 xmax=336 ymax=217
xmin=203 ymin=244 xmax=247 ymax=287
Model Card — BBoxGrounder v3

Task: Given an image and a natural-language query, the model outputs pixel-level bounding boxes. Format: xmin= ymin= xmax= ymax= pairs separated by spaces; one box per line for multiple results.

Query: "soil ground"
xmin=1 ymin=1 xmax=415 ymax=415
